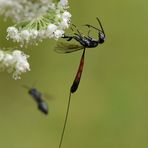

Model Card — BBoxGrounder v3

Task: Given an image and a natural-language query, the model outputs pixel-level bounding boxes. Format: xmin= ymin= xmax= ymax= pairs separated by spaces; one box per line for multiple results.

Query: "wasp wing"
xmin=54 ymin=42 xmax=84 ymax=53
xmin=42 ymin=93 xmax=55 ymax=101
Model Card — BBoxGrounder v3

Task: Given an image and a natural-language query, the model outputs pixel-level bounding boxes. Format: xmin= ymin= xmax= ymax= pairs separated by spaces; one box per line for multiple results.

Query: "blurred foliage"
xmin=0 ymin=0 xmax=148 ymax=148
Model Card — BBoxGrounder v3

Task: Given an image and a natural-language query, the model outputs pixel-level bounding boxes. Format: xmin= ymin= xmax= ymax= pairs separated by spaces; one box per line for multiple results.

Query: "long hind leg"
xmin=71 ymin=24 xmax=83 ymax=36
xmin=81 ymin=24 xmax=93 ymax=40
xmin=62 ymin=24 xmax=84 ymax=42
xmin=62 ymin=25 xmax=82 ymax=41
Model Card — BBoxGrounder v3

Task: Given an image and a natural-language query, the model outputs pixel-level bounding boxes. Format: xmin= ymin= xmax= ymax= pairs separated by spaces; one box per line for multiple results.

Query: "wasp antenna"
xmin=32 ymin=81 xmax=38 ymax=88
xmin=82 ymin=24 xmax=91 ymax=28
xmin=83 ymin=23 xmax=102 ymax=32
xmin=22 ymin=84 xmax=30 ymax=90
xmin=96 ymin=17 xmax=105 ymax=35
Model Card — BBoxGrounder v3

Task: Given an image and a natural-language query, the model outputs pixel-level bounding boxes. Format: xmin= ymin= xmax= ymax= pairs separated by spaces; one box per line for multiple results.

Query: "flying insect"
xmin=23 ymin=85 xmax=48 ymax=115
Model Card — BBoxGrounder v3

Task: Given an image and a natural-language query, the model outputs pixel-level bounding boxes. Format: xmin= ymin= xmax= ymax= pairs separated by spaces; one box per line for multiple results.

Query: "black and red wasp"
xmin=55 ymin=17 xmax=105 ymax=148
xmin=55 ymin=17 xmax=105 ymax=93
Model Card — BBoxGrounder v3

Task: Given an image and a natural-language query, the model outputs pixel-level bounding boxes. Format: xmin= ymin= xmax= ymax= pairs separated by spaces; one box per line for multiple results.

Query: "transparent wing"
xmin=42 ymin=93 xmax=55 ymax=101
xmin=54 ymin=42 xmax=84 ymax=53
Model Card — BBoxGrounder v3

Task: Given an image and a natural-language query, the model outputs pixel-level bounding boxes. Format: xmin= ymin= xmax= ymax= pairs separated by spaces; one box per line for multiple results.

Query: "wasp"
xmin=55 ymin=17 xmax=105 ymax=93
xmin=56 ymin=17 xmax=106 ymax=148
xmin=23 ymin=85 xmax=48 ymax=115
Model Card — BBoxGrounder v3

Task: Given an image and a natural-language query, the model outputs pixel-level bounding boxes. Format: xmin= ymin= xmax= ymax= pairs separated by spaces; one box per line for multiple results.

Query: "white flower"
xmin=20 ymin=30 xmax=31 ymax=42
xmin=12 ymin=50 xmax=22 ymax=56
xmin=5 ymin=0 xmax=72 ymax=46
xmin=47 ymin=24 xmax=58 ymax=37
xmin=6 ymin=27 xmax=21 ymax=42
xmin=0 ymin=49 xmax=30 ymax=79
xmin=60 ymin=0 xmax=68 ymax=7
xmin=7 ymin=27 xmax=18 ymax=37
xmin=62 ymin=11 xmax=71 ymax=19
xmin=3 ymin=54 xmax=14 ymax=67
xmin=16 ymin=61 xmax=30 ymax=72
xmin=54 ymin=30 xmax=64 ymax=39
xmin=38 ymin=30 xmax=46 ymax=38
xmin=59 ymin=11 xmax=71 ymax=29
xmin=60 ymin=19 xmax=69 ymax=29
xmin=47 ymin=24 xmax=58 ymax=33
xmin=0 ymin=0 xmax=54 ymax=22
xmin=30 ymin=30 xmax=39 ymax=39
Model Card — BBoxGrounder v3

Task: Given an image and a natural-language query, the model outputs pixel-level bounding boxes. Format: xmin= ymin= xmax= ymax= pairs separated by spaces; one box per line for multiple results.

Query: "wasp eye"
xmin=100 ymin=32 xmax=105 ymax=39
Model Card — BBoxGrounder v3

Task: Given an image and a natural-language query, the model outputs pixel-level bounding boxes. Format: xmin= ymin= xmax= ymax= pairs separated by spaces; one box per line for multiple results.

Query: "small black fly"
xmin=24 ymin=86 xmax=48 ymax=115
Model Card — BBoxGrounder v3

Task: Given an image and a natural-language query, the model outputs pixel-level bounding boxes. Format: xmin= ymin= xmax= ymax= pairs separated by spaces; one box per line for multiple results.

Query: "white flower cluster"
xmin=0 ymin=49 xmax=30 ymax=79
xmin=0 ymin=0 xmax=54 ymax=22
xmin=0 ymin=0 xmax=71 ymax=79
xmin=5 ymin=0 xmax=71 ymax=46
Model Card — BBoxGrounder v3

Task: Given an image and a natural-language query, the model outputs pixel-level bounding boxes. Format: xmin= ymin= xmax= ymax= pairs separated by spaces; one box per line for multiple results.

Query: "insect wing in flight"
xmin=55 ymin=42 xmax=84 ymax=53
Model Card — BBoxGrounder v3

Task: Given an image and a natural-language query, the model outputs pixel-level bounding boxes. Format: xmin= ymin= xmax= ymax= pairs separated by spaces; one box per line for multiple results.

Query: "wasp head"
xmin=28 ymin=88 xmax=42 ymax=101
xmin=99 ymin=31 xmax=105 ymax=44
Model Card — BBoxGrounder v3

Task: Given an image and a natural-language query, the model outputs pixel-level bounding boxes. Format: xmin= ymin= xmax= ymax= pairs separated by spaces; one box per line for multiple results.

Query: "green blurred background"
xmin=0 ymin=0 xmax=148 ymax=148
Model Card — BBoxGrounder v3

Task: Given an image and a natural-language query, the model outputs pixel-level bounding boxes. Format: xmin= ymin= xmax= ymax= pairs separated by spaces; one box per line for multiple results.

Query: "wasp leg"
xmin=83 ymin=24 xmax=101 ymax=32
xmin=71 ymin=24 xmax=83 ymax=36
xmin=62 ymin=35 xmax=74 ymax=41
xmin=81 ymin=24 xmax=92 ymax=39
xmin=87 ymin=28 xmax=93 ymax=40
